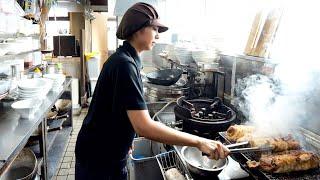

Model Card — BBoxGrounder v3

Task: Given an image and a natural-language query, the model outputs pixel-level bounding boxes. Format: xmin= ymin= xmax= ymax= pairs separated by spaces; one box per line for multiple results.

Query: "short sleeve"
xmin=114 ymin=61 xmax=147 ymax=110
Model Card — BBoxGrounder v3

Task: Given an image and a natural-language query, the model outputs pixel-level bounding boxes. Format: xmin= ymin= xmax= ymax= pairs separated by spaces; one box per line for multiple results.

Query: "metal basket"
xmin=156 ymin=150 xmax=193 ymax=180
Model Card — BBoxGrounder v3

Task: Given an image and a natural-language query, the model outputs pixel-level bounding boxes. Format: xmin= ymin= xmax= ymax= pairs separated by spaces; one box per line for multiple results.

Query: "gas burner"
xmin=180 ymin=97 xmax=233 ymax=122
xmin=174 ymin=96 xmax=237 ymax=139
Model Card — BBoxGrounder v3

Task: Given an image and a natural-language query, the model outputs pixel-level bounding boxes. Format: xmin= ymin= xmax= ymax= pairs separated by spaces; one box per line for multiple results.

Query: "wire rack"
xmin=156 ymin=150 xmax=193 ymax=180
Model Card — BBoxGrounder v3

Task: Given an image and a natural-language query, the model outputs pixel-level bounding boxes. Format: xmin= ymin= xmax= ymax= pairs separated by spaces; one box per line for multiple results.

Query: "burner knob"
xmin=198 ymin=111 xmax=204 ymax=118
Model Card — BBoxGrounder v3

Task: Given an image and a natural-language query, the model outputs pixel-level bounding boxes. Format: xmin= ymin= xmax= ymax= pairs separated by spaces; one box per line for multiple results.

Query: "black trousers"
xmin=75 ymin=158 xmax=128 ymax=180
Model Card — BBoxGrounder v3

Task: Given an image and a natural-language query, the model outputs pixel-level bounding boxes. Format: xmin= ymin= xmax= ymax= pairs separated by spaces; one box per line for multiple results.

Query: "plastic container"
xmin=85 ymin=52 xmax=100 ymax=79
xmin=128 ymin=138 xmax=167 ymax=180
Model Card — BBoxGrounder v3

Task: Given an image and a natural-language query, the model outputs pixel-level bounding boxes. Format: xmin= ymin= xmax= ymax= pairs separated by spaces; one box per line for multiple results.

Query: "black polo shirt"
xmin=75 ymin=41 xmax=147 ymax=167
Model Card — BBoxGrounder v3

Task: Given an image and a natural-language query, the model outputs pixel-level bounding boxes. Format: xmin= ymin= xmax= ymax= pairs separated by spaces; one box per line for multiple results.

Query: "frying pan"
xmin=146 ymin=69 xmax=183 ymax=86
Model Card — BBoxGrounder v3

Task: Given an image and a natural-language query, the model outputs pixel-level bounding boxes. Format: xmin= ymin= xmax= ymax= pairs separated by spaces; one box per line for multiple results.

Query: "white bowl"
xmin=18 ymin=88 xmax=43 ymax=94
xmin=43 ymin=73 xmax=66 ymax=80
xmin=11 ymin=98 xmax=42 ymax=119
xmin=192 ymin=50 xmax=218 ymax=63
xmin=43 ymin=74 xmax=65 ymax=90
xmin=18 ymin=78 xmax=52 ymax=91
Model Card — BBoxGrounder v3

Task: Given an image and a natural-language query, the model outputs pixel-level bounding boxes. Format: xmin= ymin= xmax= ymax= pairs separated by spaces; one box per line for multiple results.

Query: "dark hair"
xmin=125 ymin=21 xmax=150 ymax=41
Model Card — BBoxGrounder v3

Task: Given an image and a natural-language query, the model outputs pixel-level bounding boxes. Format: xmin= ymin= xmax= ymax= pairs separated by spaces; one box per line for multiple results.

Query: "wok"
xmin=146 ymin=69 xmax=183 ymax=86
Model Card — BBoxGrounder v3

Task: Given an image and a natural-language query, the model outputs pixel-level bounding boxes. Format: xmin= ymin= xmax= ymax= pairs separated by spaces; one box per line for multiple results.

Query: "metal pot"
xmin=1 ymin=148 xmax=37 ymax=180
xmin=181 ymin=146 xmax=228 ymax=177
xmin=146 ymin=69 xmax=183 ymax=86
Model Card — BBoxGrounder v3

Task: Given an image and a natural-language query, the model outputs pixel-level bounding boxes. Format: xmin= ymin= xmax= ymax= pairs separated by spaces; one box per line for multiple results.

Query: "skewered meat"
xmin=226 ymin=125 xmax=255 ymax=142
xmin=247 ymin=150 xmax=320 ymax=173
xmin=226 ymin=125 xmax=300 ymax=152
xmin=249 ymin=136 xmax=300 ymax=152
xmin=247 ymin=160 xmax=260 ymax=168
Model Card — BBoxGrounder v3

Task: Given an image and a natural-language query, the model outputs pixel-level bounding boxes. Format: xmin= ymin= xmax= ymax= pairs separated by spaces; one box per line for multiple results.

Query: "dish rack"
xmin=156 ymin=150 xmax=193 ymax=180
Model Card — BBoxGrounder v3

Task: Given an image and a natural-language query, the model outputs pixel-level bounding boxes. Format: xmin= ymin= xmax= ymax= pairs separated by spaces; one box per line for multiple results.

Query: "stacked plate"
xmin=191 ymin=49 xmax=219 ymax=64
xmin=174 ymin=47 xmax=194 ymax=65
xmin=43 ymin=74 xmax=66 ymax=91
xmin=0 ymin=80 xmax=10 ymax=98
xmin=18 ymin=78 xmax=53 ymax=100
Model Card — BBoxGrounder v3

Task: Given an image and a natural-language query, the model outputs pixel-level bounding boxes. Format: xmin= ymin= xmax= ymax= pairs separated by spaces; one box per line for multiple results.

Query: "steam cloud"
xmin=235 ymin=61 xmax=320 ymax=138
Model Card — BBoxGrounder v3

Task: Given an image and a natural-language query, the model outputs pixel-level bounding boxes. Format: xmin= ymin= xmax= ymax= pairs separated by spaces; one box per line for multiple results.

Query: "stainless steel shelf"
xmin=47 ymin=127 xmax=72 ymax=179
xmin=0 ymin=33 xmax=39 ymax=39
xmin=0 ymin=49 xmax=41 ymax=61
xmin=28 ymin=118 xmax=67 ymax=154
xmin=28 ymin=126 xmax=72 ymax=179
xmin=0 ymin=78 xmax=72 ymax=176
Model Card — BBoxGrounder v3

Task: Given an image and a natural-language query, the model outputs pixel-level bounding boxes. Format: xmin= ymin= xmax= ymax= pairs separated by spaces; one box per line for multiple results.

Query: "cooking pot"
xmin=146 ymin=69 xmax=183 ymax=86
xmin=1 ymin=148 xmax=37 ymax=180
xmin=181 ymin=146 xmax=228 ymax=177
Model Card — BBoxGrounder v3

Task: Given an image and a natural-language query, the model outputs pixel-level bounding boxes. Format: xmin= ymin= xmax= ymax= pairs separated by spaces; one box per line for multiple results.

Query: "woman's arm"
xmin=127 ymin=110 xmax=229 ymax=160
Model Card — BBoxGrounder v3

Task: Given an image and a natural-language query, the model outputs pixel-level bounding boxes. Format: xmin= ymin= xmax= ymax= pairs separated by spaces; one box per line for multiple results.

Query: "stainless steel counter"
xmin=0 ymin=78 xmax=72 ymax=175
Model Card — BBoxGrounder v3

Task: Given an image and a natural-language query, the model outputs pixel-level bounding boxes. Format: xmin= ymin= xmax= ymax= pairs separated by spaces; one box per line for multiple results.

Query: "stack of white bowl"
xmin=11 ymin=98 xmax=42 ymax=119
xmin=192 ymin=49 xmax=220 ymax=70
xmin=43 ymin=74 xmax=66 ymax=91
xmin=18 ymin=78 xmax=53 ymax=100
xmin=191 ymin=49 xmax=219 ymax=64
xmin=174 ymin=47 xmax=194 ymax=65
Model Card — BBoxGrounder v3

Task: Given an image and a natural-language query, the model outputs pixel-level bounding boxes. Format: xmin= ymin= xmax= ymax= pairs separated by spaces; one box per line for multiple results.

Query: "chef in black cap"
xmin=75 ymin=2 xmax=229 ymax=180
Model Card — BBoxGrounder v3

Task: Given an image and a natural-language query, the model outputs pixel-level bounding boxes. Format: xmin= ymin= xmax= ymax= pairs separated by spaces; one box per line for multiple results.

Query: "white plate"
xmin=19 ymin=93 xmax=39 ymax=97
xmin=18 ymin=78 xmax=52 ymax=91
xmin=43 ymin=73 xmax=66 ymax=79
xmin=18 ymin=88 xmax=42 ymax=92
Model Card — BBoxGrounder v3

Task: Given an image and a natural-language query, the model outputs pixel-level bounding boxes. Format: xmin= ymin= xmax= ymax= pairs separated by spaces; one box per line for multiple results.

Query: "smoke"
xmin=235 ymin=61 xmax=320 ymax=138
